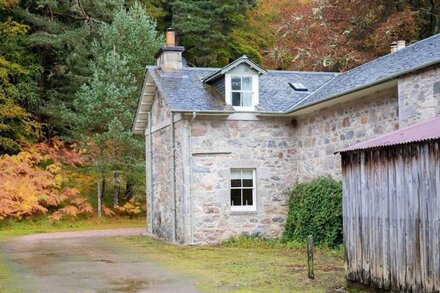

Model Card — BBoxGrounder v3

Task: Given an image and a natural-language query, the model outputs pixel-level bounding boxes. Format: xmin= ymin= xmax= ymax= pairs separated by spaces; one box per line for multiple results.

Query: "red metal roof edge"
xmin=338 ymin=116 xmax=440 ymax=153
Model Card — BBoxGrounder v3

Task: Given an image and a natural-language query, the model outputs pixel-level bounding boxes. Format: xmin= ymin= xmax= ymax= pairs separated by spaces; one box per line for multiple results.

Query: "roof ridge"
xmin=337 ymin=33 xmax=440 ymax=75
xmin=267 ymin=70 xmax=339 ymax=75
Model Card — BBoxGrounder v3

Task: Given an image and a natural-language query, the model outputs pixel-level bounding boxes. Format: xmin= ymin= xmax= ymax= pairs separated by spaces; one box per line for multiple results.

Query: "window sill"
xmin=232 ymin=107 xmax=256 ymax=112
xmin=230 ymin=210 xmax=258 ymax=215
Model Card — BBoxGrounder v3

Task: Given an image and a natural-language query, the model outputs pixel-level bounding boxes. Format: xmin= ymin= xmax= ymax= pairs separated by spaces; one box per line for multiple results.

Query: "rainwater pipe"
xmin=170 ymin=111 xmax=177 ymax=243
xmin=188 ymin=111 xmax=197 ymax=243
xmin=146 ymin=111 xmax=153 ymax=234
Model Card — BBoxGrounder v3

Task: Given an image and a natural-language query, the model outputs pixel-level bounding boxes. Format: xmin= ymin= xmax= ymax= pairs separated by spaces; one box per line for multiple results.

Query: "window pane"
xmin=231 ymin=77 xmax=241 ymax=90
xmin=231 ymin=170 xmax=241 ymax=179
xmin=242 ymin=77 xmax=252 ymax=91
xmin=243 ymin=179 xmax=253 ymax=187
xmin=231 ymin=179 xmax=242 ymax=188
xmin=242 ymin=92 xmax=253 ymax=107
xmin=231 ymin=189 xmax=242 ymax=206
xmin=232 ymin=92 xmax=241 ymax=106
xmin=241 ymin=170 xmax=253 ymax=179
xmin=243 ymin=189 xmax=253 ymax=206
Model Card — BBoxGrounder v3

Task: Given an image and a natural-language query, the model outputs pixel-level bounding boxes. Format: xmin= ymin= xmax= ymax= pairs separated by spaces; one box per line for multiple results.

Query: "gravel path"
xmin=1 ymin=228 xmax=198 ymax=293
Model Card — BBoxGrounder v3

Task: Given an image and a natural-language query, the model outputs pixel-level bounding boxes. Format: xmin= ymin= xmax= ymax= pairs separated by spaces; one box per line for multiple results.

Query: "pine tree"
xmin=70 ymin=3 xmax=162 ymax=205
xmin=0 ymin=2 xmax=40 ymax=154
xmin=171 ymin=0 xmax=255 ymax=67
xmin=11 ymin=0 xmax=124 ymax=136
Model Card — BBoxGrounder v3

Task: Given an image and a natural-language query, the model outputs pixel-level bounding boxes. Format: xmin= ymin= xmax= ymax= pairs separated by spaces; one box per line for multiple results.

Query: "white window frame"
xmin=225 ymin=74 xmax=259 ymax=111
xmin=230 ymin=168 xmax=257 ymax=212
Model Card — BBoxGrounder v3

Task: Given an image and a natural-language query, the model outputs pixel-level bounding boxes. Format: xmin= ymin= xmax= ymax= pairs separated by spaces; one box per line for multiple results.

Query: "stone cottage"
xmin=132 ymin=30 xmax=440 ymax=244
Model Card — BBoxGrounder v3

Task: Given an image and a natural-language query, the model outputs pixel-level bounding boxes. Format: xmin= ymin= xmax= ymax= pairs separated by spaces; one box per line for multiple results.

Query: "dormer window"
xmin=202 ymin=55 xmax=267 ymax=111
xmin=231 ymin=76 xmax=253 ymax=107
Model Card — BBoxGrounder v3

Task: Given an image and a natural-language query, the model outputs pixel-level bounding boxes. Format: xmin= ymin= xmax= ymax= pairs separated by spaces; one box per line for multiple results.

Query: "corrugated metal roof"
xmin=339 ymin=116 xmax=440 ymax=153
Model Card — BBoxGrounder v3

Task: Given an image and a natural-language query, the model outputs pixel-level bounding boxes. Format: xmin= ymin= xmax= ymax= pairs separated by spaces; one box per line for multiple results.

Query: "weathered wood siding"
xmin=341 ymin=140 xmax=440 ymax=292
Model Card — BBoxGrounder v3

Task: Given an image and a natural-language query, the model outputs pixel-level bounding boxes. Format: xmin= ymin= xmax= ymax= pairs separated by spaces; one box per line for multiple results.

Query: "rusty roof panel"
xmin=339 ymin=116 xmax=440 ymax=153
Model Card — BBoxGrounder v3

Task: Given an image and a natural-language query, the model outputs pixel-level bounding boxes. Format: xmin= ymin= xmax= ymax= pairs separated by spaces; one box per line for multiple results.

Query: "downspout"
xmin=146 ymin=112 xmax=153 ymax=234
xmin=188 ymin=111 xmax=196 ymax=243
xmin=170 ymin=111 xmax=177 ymax=243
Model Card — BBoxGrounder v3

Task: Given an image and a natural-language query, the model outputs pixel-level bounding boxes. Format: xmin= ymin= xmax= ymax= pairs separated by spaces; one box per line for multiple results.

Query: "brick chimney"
xmin=155 ymin=28 xmax=184 ymax=71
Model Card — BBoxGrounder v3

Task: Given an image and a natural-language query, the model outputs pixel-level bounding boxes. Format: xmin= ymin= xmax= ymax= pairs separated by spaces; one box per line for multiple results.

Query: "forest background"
xmin=0 ymin=0 xmax=439 ymax=221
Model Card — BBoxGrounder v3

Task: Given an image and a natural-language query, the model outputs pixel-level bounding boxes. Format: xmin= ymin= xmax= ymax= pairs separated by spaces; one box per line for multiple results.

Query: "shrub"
xmin=0 ymin=140 xmax=92 ymax=221
xmin=283 ymin=177 xmax=342 ymax=247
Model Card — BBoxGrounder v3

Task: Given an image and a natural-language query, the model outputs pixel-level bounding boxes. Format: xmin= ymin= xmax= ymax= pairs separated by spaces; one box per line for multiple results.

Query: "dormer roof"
xmin=202 ymin=55 xmax=268 ymax=83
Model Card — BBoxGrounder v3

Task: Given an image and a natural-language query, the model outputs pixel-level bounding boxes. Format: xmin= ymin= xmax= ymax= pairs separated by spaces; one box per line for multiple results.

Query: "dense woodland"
xmin=0 ymin=0 xmax=439 ymax=221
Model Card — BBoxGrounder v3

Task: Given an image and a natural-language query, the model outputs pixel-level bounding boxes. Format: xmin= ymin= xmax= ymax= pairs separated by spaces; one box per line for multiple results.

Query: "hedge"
xmin=282 ymin=177 xmax=343 ymax=247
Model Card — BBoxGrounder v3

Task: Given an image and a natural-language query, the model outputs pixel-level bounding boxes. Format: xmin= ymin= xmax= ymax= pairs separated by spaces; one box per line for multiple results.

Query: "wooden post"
xmin=307 ymin=235 xmax=315 ymax=279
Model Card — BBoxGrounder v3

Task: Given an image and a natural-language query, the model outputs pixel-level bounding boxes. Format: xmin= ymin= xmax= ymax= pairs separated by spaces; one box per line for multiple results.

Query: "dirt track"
xmin=1 ymin=228 xmax=198 ymax=292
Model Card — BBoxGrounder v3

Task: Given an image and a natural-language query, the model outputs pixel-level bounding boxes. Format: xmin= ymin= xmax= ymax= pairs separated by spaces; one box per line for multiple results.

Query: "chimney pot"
xmin=166 ymin=28 xmax=176 ymax=47
xmin=397 ymin=40 xmax=406 ymax=50
xmin=390 ymin=41 xmax=398 ymax=53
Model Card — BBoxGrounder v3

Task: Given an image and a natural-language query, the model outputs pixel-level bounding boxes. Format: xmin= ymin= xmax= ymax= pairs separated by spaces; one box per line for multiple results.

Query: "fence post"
xmin=307 ymin=235 xmax=314 ymax=279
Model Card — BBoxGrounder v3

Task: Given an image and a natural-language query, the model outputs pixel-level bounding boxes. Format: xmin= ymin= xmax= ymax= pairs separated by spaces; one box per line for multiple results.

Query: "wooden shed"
xmin=339 ymin=117 xmax=440 ymax=292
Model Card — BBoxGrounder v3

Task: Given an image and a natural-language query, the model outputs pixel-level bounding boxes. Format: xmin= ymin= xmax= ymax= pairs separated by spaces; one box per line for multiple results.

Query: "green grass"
xmin=114 ymin=236 xmax=354 ymax=293
xmin=0 ymin=252 xmax=20 ymax=293
xmin=0 ymin=217 xmax=146 ymax=239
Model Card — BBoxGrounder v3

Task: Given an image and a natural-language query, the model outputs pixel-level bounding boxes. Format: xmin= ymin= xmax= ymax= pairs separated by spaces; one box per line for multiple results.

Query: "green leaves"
xmin=283 ymin=177 xmax=343 ymax=248
xmin=171 ymin=0 xmax=255 ymax=66
xmin=69 ymin=3 xmax=160 ymax=195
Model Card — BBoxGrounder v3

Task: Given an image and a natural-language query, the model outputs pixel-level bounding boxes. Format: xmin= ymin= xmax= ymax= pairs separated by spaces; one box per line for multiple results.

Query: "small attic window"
xmin=289 ymin=82 xmax=308 ymax=92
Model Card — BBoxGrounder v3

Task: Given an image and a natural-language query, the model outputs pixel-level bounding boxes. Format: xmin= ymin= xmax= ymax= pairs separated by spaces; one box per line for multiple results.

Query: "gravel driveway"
xmin=1 ymin=228 xmax=198 ymax=293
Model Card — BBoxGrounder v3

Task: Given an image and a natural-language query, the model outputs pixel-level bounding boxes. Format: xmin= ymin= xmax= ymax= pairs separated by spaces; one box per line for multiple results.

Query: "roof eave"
xmin=131 ymin=69 xmax=156 ymax=135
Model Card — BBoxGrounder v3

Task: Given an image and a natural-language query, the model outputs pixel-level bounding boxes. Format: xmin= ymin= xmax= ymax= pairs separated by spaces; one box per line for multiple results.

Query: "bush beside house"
xmin=283 ymin=177 xmax=343 ymax=247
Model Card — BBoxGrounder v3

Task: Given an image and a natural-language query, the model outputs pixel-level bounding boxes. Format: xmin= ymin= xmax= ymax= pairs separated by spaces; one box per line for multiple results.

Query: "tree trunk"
xmin=124 ymin=180 xmax=133 ymax=200
xmin=97 ymin=176 xmax=106 ymax=218
xmin=113 ymin=170 xmax=120 ymax=206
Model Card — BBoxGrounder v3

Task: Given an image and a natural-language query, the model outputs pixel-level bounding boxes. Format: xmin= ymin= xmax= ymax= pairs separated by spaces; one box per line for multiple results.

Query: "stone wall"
xmin=190 ymin=117 xmax=297 ymax=243
xmin=150 ymin=95 xmax=172 ymax=240
xmin=398 ymin=65 xmax=440 ymax=127
xmin=294 ymin=87 xmax=399 ymax=182
xmin=188 ymin=87 xmax=399 ymax=243
xmin=150 ymin=93 xmax=189 ymax=243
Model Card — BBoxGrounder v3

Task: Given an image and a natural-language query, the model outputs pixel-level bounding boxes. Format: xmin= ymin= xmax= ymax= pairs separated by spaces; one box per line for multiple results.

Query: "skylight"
xmin=289 ymin=82 xmax=308 ymax=92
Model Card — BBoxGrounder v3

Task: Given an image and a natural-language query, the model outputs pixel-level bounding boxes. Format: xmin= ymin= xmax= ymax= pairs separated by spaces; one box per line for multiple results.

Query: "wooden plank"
xmin=343 ymin=140 xmax=440 ymax=291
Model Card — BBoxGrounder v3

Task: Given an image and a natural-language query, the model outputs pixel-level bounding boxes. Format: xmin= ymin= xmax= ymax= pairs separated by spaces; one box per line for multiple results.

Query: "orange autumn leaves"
xmin=0 ymin=139 xmax=93 ymax=221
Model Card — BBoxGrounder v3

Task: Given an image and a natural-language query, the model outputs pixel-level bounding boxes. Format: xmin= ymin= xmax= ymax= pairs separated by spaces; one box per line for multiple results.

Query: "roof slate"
xmin=339 ymin=116 xmax=440 ymax=153
xmin=291 ymin=33 xmax=440 ymax=111
xmin=147 ymin=33 xmax=440 ymax=113
xmin=148 ymin=66 xmax=336 ymax=112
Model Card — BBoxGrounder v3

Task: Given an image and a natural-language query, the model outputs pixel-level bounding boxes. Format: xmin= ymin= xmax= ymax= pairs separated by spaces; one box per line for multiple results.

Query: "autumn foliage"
xmin=0 ymin=139 xmax=92 ymax=221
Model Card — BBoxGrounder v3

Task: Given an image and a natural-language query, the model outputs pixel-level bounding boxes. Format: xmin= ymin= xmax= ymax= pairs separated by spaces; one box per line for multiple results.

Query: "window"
xmin=230 ymin=169 xmax=256 ymax=212
xmin=231 ymin=76 xmax=253 ymax=108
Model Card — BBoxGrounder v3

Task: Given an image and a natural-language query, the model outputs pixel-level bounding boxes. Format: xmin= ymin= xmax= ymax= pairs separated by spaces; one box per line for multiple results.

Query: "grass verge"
xmin=0 ymin=217 xmax=146 ymax=239
xmin=114 ymin=236 xmax=350 ymax=293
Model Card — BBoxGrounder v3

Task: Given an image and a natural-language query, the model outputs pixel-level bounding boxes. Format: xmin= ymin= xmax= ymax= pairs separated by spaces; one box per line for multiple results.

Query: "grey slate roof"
xmin=148 ymin=33 xmax=440 ymax=113
xmin=148 ymin=67 xmax=232 ymax=112
xmin=148 ymin=66 xmax=337 ymax=112
xmin=289 ymin=33 xmax=440 ymax=111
